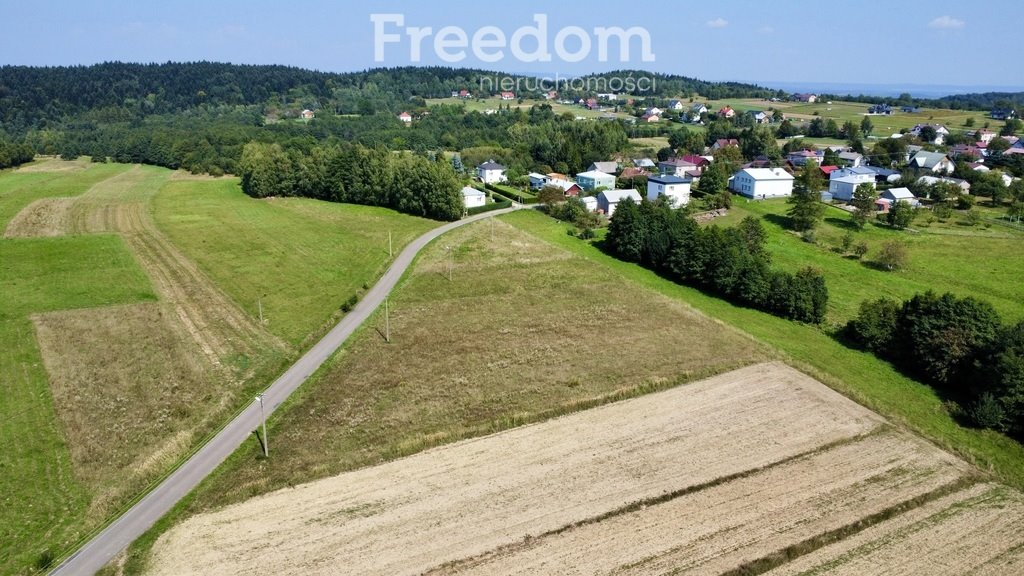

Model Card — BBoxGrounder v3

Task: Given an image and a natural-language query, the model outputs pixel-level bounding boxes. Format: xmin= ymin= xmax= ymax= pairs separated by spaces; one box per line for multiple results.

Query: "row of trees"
xmin=845 ymin=292 xmax=1024 ymax=437
xmin=605 ymin=198 xmax=828 ymax=323
xmin=238 ymin=141 xmax=463 ymax=221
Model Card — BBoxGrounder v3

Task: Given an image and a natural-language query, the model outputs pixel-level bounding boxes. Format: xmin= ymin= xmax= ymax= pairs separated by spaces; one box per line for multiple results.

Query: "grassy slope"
xmin=152 ymin=179 xmax=437 ymax=345
xmin=711 ymin=198 xmax=1024 ymax=325
xmin=506 ymin=209 xmax=1024 ymax=489
xmin=699 ymin=97 xmax=1007 ymax=135
xmin=0 ymin=161 xmax=130 ymax=228
xmin=0 ymin=235 xmax=155 ymax=574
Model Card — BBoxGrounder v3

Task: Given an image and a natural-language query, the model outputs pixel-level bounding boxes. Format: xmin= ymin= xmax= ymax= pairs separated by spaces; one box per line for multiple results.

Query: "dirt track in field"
xmin=149 ymin=362 xmax=917 ymax=576
xmin=8 ymin=165 xmax=288 ymax=369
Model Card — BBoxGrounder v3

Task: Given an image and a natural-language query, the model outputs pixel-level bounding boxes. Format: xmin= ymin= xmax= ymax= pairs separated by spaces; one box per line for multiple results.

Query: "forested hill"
xmin=0 ymin=62 xmax=776 ymax=132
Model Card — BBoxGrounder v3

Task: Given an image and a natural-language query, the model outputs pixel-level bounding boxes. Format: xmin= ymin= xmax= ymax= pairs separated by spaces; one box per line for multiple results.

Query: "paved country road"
xmin=50 ymin=205 xmax=524 ymax=576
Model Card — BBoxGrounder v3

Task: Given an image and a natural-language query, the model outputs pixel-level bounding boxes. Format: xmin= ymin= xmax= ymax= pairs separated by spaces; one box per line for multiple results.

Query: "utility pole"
xmin=255 ymin=394 xmax=268 ymax=457
xmin=257 ymin=297 xmax=264 ymax=324
xmin=384 ymin=297 xmax=390 ymax=343
xmin=388 ymin=231 xmax=393 ymax=257
xmin=446 ymin=245 xmax=453 ymax=281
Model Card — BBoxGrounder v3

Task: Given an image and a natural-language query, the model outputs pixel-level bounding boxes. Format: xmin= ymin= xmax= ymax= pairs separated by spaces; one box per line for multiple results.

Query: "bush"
xmin=970 ymin=393 xmax=1007 ymax=430
xmin=853 ymin=241 xmax=869 ymax=259
xmin=340 ymin=294 xmax=359 ymax=313
xmin=876 ymin=240 xmax=909 ymax=271
xmin=845 ymin=298 xmax=900 ymax=353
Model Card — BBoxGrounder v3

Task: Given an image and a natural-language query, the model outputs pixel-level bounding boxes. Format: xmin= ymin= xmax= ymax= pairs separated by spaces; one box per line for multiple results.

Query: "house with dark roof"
xmin=647 ymin=174 xmax=691 ymax=207
xmin=793 ymin=93 xmax=818 ymax=103
xmin=991 ymin=109 xmax=1017 ymax=120
xmin=588 ymin=161 xmax=620 ymax=175
xmin=476 ymin=159 xmax=507 ymax=184
xmin=868 ymin=104 xmax=893 ymax=115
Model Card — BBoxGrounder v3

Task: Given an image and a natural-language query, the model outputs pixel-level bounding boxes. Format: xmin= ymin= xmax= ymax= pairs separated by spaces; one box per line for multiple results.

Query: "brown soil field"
xmin=148 ymin=362 xmax=912 ymax=576
xmin=436 ymin=429 xmax=972 ymax=576
xmin=2 ymin=196 xmax=75 ymax=237
xmin=765 ymin=483 xmax=1024 ymax=576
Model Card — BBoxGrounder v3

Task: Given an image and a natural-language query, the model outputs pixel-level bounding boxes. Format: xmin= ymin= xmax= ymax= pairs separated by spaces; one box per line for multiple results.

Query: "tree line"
xmin=846 ymin=292 xmax=1024 ymax=438
xmin=604 ymin=198 xmax=828 ymax=323
xmin=0 ymin=136 xmax=34 ymax=169
xmin=238 ymin=141 xmax=463 ymax=221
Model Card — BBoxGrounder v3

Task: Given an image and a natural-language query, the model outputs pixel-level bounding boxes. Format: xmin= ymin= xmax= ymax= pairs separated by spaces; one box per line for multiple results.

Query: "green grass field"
xmin=507 ymin=209 xmax=1024 ymax=490
xmin=1 ymin=235 xmax=155 ymax=574
xmin=710 ymin=198 xmax=1024 ymax=325
xmin=0 ymin=160 xmax=130 ymax=228
xmin=152 ymin=178 xmax=437 ymax=345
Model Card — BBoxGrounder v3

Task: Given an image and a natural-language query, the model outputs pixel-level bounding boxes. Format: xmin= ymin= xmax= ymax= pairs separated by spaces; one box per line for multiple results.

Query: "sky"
xmin=1 ymin=0 xmax=1021 ymax=93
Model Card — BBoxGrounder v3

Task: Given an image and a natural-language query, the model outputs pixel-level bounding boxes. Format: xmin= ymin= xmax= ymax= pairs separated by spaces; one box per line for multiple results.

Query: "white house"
xmin=397 ymin=111 xmax=412 ymax=123
xmin=917 ymin=175 xmax=971 ymax=194
xmin=829 ymin=176 xmax=875 ymax=201
xmin=909 ymin=124 xmax=950 ymax=144
xmin=691 ymin=103 xmax=709 ymax=115
xmin=300 ymin=109 xmax=314 ymax=120
xmin=647 ymin=175 xmax=691 ymax=207
xmin=579 ymin=196 xmax=599 ymax=212
xmin=598 ymin=189 xmax=642 ymax=216
xmin=909 ymin=151 xmax=954 ymax=174
xmin=460 ymin=186 xmax=486 ymax=209
xmin=668 ymin=99 xmax=685 ymax=110
xmin=730 ymin=168 xmax=795 ymax=199
xmin=476 ymin=159 xmax=507 ymax=184
xmin=880 ymin=187 xmax=920 ymax=207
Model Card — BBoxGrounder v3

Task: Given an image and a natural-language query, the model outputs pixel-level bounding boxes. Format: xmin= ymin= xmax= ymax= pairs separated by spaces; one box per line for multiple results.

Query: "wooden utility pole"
xmin=384 ymin=297 xmax=390 ymax=343
xmin=388 ymin=231 xmax=393 ymax=257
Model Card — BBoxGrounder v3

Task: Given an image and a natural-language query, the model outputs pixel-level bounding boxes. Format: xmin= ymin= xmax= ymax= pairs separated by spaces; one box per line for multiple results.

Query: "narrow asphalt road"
xmin=50 ymin=205 xmax=524 ymax=576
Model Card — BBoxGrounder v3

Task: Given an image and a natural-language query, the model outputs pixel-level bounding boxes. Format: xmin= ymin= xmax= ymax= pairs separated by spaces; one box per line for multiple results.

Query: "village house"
xmin=640 ymin=112 xmax=661 ymax=123
xmin=300 ymin=109 xmax=315 ymax=120
xmin=879 ymin=187 xmax=920 ymax=208
xmin=712 ymin=138 xmax=739 ymax=151
xmin=909 ymin=123 xmax=950 ymax=145
xmin=476 ymin=159 xmax=507 ymax=184
xmin=598 ymin=188 xmax=643 ymax=216
xmin=646 ymin=174 xmax=691 ymax=207
xmin=668 ymin=99 xmax=685 ymax=111
xmin=991 ymin=108 xmax=1017 ymax=120
xmin=829 ymin=166 xmax=876 ymax=201
xmin=786 ymin=149 xmax=824 ymax=166
xmin=793 ymin=93 xmax=818 ymax=103
xmin=868 ymin=104 xmax=893 ymax=115
xmin=717 ymin=106 xmax=736 ymax=119
xmin=575 ymin=170 xmax=616 ymax=191
xmin=730 ymin=167 xmax=795 ymax=199
xmin=528 ymin=172 xmax=549 ymax=190
xmin=917 ymin=175 xmax=971 ymax=194
xmin=658 ymin=158 xmax=698 ymax=177
xmin=397 ymin=111 xmax=412 ymax=123
xmin=579 ymin=196 xmax=599 ymax=212
xmin=500 ymin=91 xmax=515 ymax=100
xmin=588 ymin=161 xmax=619 ymax=175
xmin=632 ymin=158 xmax=657 ymax=169
xmin=691 ymin=103 xmax=709 ymax=115
xmin=460 ymin=186 xmax=486 ymax=209
xmin=909 ymin=150 xmax=954 ymax=174
xmin=838 ymin=151 xmax=863 ymax=167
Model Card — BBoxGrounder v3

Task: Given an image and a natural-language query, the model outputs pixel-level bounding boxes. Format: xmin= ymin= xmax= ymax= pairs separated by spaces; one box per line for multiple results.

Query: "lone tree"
xmin=788 ymin=160 xmax=825 ymax=232
xmin=860 ymin=115 xmax=874 ymax=137
xmin=851 ymin=183 xmax=878 ymax=229
xmin=886 ymin=200 xmax=915 ymax=229
xmin=877 ymin=239 xmax=910 ymax=271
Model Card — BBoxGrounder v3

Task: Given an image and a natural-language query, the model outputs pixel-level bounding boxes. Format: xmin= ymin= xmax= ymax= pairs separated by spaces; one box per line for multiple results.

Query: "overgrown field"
xmin=508 ymin=209 xmax=1024 ymax=488
xmin=140 ymin=216 xmax=765 ymax=522
xmin=145 ymin=363 xmax=1022 ymax=575
xmin=0 ymin=159 xmax=439 ymax=575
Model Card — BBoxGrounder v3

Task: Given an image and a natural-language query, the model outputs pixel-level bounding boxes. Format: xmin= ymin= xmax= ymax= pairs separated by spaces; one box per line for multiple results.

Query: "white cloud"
xmin=706 ymin=18 xmax=729 ymax=29
xmin=928 ymin=16 xmax=965 ymax=29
